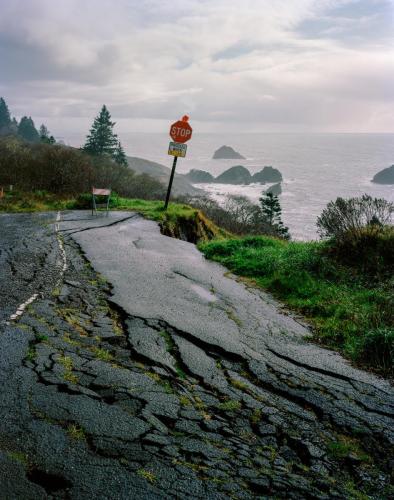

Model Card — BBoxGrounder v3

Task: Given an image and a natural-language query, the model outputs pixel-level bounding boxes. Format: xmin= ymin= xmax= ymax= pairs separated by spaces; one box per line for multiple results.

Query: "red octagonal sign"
xmin=169 ymin=115 xmax=192 ymax=144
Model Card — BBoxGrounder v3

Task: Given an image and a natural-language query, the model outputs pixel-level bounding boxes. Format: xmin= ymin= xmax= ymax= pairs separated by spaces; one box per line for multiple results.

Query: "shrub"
xmin=345 ymin=328 xmax=394 ymax=374
xmin=317 ymin=194 xmax=393 ymax=241
xmin=327 ymin=225 xmax=394 ymax=277
xmin=317 ymin=195 xmax=394 ymax=277
xmin=178 ymin=194 xmax=280 ymax=236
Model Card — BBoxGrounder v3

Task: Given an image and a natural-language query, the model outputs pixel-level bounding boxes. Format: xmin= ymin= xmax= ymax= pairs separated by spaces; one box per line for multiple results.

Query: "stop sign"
xmin=169 ymin=116 xmax=192 ymax=143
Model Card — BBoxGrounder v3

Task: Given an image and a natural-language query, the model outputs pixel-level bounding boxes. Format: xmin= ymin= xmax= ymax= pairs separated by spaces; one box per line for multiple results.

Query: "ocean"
xmin=123 ymin=132 xmax=394 ymax=240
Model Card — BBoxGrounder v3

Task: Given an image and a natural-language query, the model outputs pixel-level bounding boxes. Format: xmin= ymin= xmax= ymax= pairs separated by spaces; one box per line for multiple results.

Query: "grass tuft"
xmin=137 ymin=469 xmax=156 ymax=483
xmin=67 ymin=424 xmax=86 ymax=440
xmin=217 ymin=399 xmax=242 ymax=412
xmin=91 ymin=347 xmax=113 ymax=362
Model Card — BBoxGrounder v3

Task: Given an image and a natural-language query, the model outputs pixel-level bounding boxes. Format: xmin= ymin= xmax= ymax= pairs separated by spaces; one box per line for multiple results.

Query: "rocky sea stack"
xmin=185 ymin=165 xmax=284 ymax=186
xmin=214 ymin=165 xmax=252 ymax=184
xmin=372 ymin=165 xmax=394 ymax=184
xmin=266 ymin=182 xmax=282 ymax=195
xmin=213 ymin=145 xmax=245 ymax=160
xmin=185 ymin=169 xmax=215 ymax=183
xmin=252 ymin=166 xmax=283 ymax=183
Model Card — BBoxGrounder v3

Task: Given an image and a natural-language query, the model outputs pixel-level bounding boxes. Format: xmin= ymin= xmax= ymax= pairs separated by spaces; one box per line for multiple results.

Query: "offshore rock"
xmin=214 ymin=165 xmax=252 ymax=184
xmin=252 ymin=166 xmax=283 ymax=183
xmin=266 ymin=182 xmax=282 ymax=195
xmin=372 ymin=164 xmax=394 ymax=184
xmin=213 ymin=145 xmax=246 ymax=159
xmin=185 ymin=169 xmax=215 ymax=183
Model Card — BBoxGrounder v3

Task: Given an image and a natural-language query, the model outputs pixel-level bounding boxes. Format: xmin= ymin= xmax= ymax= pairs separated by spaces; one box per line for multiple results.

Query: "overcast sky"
xmin=1 ymin=0 xmax=393 ymax=141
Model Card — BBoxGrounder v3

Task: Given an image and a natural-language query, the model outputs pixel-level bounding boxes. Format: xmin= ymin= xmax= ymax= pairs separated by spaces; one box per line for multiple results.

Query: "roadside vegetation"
xmin=200 ymin=195 xmax=394 ymax=377
xmin=179 ymin=192 xmax=289 ymax=239
xmin=0 ymin=137 xmax=164 ymax=200
xmin=0 ymin=190 xmax=223 ymax=243
xmin=0 ymin=98 xmax=164 ymax=200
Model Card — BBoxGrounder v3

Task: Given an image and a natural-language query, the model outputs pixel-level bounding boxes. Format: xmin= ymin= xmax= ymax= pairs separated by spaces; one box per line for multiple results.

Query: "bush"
xmin=317 ymin=194 xmax=394 ymax=278
xmin=345 ymin=328 xmax=394 ymax=374
xmin=178 ymin=195 xmax=279 ymax=236
xmin=327 ymin=225 xmax=394 ymax=277
xmin=317 ymin=194 xmax=393 ymax=241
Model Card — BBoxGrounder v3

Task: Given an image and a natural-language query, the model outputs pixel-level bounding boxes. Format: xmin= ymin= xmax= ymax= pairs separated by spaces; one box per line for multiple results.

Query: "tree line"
xmin=0 ymin=137 xmax=164 ymax=199
xmin=0 ymin=97 xmax=56 ymax=144
xmin=0 ymin=99 xmax=163 ymax=199
xmin=1 ymin=97 xmax=128 ymax=166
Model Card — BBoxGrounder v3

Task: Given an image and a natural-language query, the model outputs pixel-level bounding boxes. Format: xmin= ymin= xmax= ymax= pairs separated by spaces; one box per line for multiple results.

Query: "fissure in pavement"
xmin=0 ymin=213 xmax=393 ymax=499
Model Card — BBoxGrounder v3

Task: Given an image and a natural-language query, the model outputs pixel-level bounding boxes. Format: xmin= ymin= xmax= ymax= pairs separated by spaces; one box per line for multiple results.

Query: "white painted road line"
xmin=55 ymin=211 xmax=67 ymax=281
xmin=9 ymin=293 xmax=39 ymax=321
xmin=8 ymin=211 xmax=67 ymax=322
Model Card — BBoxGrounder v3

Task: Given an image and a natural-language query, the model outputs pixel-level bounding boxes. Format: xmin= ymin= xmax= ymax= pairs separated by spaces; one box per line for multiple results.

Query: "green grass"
xmin=327 ymin=435 xmax=371 ymax=463
xmin=7 ymin=451 xmax=29 ymax=466
xmin=199 ymin=236 xmax=394 ymax=376
xmin=217 ymin=399 xmax=242 ymax=412
xmin=1 ymin=191 xmax=223 ymax=242
xmin=67 ymin=424 xmax=86 ymax=440
xmin=0 ymin=190 xmax=74 ymax=212
xmin=137 ymin=469 xmax=156 ymax=483
xmin=91 ymin=347 xmax=113 ymax=362
xmin=109 ymin=196 xmax=224 ymax=241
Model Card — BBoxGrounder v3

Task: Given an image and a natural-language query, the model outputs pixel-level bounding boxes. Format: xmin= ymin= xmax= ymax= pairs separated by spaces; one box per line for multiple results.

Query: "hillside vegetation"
xmin=0 ymin=190 xmax=223 ymax=244
xmin=200 ymin=225 xmax=394 ymax=377
xmin=0 ymin=137 xmax=165 ymax=199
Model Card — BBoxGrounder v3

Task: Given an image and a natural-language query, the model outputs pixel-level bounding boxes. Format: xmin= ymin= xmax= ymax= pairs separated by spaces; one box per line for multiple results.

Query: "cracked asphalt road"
xmin=0 ymin=210 xmax=393 ymax=499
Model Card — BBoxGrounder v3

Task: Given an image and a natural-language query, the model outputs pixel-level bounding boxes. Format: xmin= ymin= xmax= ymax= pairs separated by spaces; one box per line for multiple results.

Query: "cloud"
xmin=0 ymin=0 xmax=393 ymax=136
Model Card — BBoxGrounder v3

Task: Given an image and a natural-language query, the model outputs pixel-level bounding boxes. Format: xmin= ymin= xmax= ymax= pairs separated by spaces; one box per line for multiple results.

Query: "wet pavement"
xmin=0 ymin=211 xmax=393 ymax=499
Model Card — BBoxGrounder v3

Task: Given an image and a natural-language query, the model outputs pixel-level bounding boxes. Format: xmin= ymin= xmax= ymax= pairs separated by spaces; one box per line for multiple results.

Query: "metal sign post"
xmin=164 ymin=156 xmax=178 ymax=210
xmin=164 ymin=115 xmax=192 ymax=210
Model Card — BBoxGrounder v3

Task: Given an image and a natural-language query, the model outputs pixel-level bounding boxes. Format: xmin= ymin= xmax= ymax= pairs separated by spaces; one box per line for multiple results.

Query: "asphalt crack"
xmin=1 ymin=213 xmax=393 ymax=499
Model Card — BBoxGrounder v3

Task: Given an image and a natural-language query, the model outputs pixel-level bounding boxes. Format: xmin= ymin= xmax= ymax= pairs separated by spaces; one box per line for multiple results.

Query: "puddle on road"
xmin=190 ymin=284 xmax=217 ymax=302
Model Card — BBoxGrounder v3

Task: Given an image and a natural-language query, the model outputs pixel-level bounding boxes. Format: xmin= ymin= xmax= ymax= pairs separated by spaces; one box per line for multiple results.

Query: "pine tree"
xmin=39 ymin=124 xmax=49 ymax=140
xmin=113 ymin=141 xmax=128 ymax=166
xmin=83 ymin=105 xmax=118 ymax=157
xmin=259 ymin=192 xmax=290 ymax=239
xmin=0 ymin=97 xmax=12 ymax=136
xmin=39 ymin=124 xmax=56 ymax=144
xmin=10 ymin=117 xmax=18 ymax=134
xmin=18 ymin=116 xmax=40 ymax=142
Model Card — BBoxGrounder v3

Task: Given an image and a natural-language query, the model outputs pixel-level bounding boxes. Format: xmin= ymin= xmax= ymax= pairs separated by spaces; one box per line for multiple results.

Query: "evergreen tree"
xmin=83 ymin=105 xmax=118 ymax=157
xmin=39 ymin=123 xmax=56 ymax=144
xmin=10 ymin=117 xmax=19 ymax=134
xmin=0 ymin=97 xmax=12 ymax=136
xmin=113 ymin=141 xmax=128 ymax=166
xmin=39 ymin=124 xmax=49 ymax=140
xmin=18 ymin=116 xmax=40 ymax=142
xmin=259 ymin=192 xmax=290 ymax=239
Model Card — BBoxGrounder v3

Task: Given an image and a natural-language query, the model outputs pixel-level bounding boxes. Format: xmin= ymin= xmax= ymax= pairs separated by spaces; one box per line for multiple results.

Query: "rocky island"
xmin=372 ymin=165 xmax=394 ymax=184
xmin=212 ymin=145 xmax=245 ymax=159
xmin=186 ymin=165 xmax=284 ymax=185
xmin=185 ymin=169 xmax=215 ymax=183
xmin=214 ymin=165 xmax=252 ymax=184
xmin=252 ymin=166 xmax=283 ymax=183
xmin=266 ymin=182 xmax=282 ymax=195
